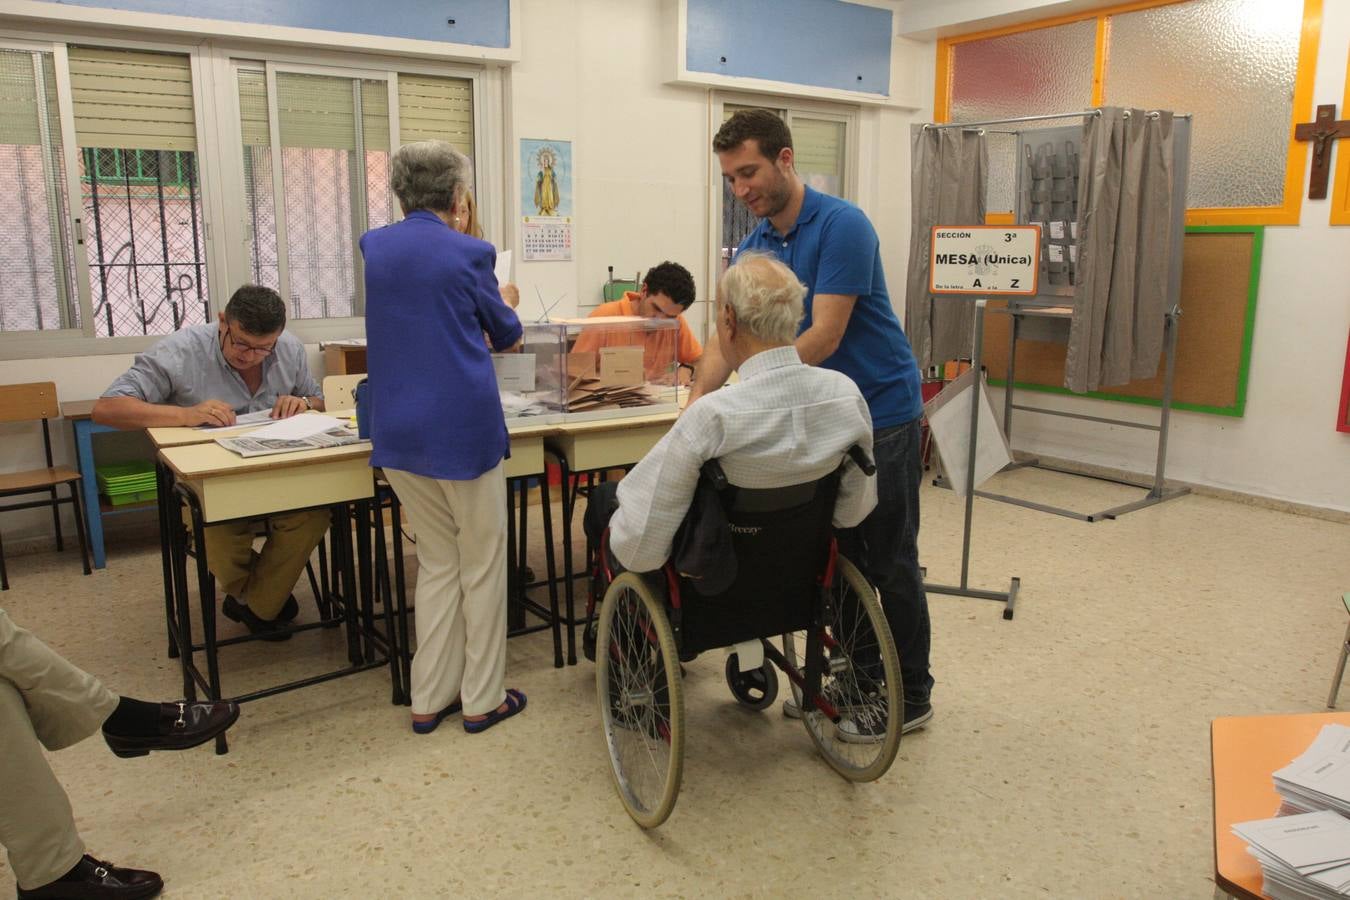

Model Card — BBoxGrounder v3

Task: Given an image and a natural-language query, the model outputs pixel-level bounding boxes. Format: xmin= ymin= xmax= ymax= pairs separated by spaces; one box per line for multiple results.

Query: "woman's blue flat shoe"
xmin=463 ymin=689 xmax=526 ymax=734
xmin=411 ymin=698 xmax=463 ymax=735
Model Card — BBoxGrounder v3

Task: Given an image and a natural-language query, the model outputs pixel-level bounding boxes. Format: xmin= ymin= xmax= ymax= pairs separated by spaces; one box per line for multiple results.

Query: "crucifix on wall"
xmin=1294 ymin=104 xmax=1350 ymax=200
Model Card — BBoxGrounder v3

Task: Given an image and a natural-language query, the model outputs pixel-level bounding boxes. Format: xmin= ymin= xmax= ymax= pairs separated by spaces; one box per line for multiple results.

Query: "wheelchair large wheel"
xmin=595 ymin=571 xmax=685 ymax=828
xmin=783 ymin=555 xmax=902 ymax=782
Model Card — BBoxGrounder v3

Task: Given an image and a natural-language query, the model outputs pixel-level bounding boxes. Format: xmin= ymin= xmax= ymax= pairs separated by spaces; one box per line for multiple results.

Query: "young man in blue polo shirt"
xmin=692 ymin=108 xmax=933 ymax=735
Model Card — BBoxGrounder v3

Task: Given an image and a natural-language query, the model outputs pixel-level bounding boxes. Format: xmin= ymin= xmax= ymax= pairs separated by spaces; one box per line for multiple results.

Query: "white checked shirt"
xmin=609 ymin=345 xmax=877 ymax=573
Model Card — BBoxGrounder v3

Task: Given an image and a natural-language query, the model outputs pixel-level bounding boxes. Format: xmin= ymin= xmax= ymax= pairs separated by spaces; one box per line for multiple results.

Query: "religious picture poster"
xmin=520 ymin=138 xmax=573 ymax=261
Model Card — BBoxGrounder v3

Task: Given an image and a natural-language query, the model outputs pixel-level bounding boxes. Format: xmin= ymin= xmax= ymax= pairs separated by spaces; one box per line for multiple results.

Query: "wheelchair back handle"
xmin=847 ymin=445 xmax=876 ymax=476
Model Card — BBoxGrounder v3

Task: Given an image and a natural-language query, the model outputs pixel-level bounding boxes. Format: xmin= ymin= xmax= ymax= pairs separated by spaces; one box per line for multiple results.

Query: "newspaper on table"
xmin=216 ymin=427 xmax=362 ymax=458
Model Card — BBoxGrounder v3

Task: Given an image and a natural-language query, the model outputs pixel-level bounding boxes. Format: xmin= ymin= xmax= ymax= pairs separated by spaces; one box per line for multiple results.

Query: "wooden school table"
xmin=157 ymin=438 xmax=396 ymax=752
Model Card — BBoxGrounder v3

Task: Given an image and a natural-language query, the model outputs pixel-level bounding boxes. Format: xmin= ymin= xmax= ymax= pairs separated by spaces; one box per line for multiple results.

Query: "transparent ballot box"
xmin=493 ymin=322 xmax=565 ymax=426
xmin=558 ymin=315 xmax=681 ymax=421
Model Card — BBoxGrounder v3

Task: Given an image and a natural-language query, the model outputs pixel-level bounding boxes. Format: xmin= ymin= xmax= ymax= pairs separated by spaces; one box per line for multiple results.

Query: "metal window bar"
xmin=82 ymin=148 xmax=210 ymax=337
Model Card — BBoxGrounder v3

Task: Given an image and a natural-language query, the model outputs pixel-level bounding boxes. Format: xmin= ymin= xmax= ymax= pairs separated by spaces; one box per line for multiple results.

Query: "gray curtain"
xmin=1065 ymin=107 xmax=1175 ymax=392
xmin=905 ymin=125 xmax=987 ymax=370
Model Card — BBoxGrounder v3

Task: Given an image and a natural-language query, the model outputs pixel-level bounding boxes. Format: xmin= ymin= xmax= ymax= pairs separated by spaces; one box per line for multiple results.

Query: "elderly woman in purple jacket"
xmin=360 ymin=140 xmax=526 ymax=735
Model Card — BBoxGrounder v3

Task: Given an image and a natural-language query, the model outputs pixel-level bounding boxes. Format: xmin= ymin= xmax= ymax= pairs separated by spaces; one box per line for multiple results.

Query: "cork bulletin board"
xmin=980 ymin=226 xmax=1263 ymax=417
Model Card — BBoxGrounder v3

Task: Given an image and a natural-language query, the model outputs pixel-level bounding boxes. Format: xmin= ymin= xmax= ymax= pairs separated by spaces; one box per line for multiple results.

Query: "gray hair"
xmin=390 ymin=140 xmax=472 ymax=214
xmin=718 ymin=251 xmax=805 ymax=344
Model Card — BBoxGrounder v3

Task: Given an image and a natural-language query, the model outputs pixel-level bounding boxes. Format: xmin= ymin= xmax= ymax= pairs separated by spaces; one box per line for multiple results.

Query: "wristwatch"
xmin=301 ymin=396 xmax=312 ymax=410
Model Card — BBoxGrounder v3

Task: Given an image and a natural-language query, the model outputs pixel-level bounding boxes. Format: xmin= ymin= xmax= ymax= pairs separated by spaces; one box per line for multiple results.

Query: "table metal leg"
xmin=557 ymin=455 xmax=578 ymax=664
xmin=157 ymin=461 xmax=178 ymax=659
xmin=73 ymin=420 xmax=106 ymax=569
xmin=334 ymin=505 xmax=362 ymax=666
xmin=354 ymin=499 xmax=376 ymax=663
xmin=181 ymin=489 xmax=227 ymax=754
xmin=371 ymin=492 xmax=403 ymax=704
xmin=168 ymin=490 xmax=195 ymax=701
xmin=538 ymin=474 xmax=563 ymax=668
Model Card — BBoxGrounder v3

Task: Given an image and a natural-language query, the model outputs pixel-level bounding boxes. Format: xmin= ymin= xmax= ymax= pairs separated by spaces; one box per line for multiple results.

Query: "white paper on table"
xmin=246 ymin=413 xmax=345 ymax=441
xmin=923 ymin=367 xmax=1013 ymax=498
xmin=494 ymin=250 xmax=512 ymax=286
xmin=492 ymin=352 xmax=536 ymax=392
xmin=194 ymin=409 xmax=274 ymax=432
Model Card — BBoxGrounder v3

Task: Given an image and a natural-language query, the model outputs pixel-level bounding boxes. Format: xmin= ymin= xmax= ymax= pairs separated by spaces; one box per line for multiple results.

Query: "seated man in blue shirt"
xmin=93 ymin=286 xmax=330 ymax=641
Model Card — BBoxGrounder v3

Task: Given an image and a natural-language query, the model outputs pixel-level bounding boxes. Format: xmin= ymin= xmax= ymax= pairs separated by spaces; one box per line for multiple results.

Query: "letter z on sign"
xmin=929 ymin=225 xmax=1040 ymax=296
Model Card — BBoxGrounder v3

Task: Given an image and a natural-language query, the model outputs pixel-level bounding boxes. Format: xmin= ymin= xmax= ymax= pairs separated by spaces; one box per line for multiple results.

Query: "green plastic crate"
xmin=105 ymin=488 xmax=157 ymax=507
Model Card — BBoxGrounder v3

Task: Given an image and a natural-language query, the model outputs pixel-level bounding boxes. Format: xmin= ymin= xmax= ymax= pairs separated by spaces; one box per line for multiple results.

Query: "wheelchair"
xmin=586 ymin=448 xmax=903 ymax=828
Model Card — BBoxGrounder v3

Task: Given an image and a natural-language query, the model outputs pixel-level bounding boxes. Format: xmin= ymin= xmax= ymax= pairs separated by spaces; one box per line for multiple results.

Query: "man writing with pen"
xmin=93 ymin=285 xmax=329 ymax=641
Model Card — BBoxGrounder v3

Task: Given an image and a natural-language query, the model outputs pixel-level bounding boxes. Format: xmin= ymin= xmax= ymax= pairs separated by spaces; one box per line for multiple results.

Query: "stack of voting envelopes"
xmin=1274 ymin=725 xmax=1350 ymax=816
xmin=1232 ymin=811 xmax=1350 ymax=899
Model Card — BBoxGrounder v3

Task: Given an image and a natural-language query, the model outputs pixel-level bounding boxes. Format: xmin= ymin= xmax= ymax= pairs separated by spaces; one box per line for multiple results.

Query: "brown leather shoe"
xmin=102 ymin=700 xmax=239 ymax=758
xmin=17 ymin=855 xmax=163 ymax=899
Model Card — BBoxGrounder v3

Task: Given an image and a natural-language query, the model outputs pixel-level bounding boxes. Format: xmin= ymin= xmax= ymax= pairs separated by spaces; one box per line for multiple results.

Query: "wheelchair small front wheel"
xmin=595 ymin=571 xmax=684 ymax=828
xmin=725 ymin=651 xmax=779 ymax=710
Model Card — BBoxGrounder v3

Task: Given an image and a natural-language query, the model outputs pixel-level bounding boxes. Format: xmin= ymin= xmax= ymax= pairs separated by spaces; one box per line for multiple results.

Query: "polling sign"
xmin=929 ymin=225 xmax=1041 ymax=295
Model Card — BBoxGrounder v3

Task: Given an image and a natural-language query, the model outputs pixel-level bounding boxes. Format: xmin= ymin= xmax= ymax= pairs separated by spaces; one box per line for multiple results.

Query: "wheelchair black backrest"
xmin=676 ymin=445 xmax=871 ymax=655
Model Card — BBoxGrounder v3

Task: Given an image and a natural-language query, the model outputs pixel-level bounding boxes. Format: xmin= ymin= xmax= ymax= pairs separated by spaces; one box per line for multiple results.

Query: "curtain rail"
xmin=923 ymin=109 xmax=1191 ymax=131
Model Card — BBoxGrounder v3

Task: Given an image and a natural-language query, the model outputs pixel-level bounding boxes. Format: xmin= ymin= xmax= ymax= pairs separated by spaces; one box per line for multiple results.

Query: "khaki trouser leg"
xmin=190 ymin=512 xmax=255 ymax=599
xmin=188 ymin=509 xmax=329 ymax=620
xmin=0 ymin=609 xmax=119 ymax=890
xmin=383 ymin=465 xmax=508 ymax=717
xmin=246 ymin=510 xmax=330 ymax=620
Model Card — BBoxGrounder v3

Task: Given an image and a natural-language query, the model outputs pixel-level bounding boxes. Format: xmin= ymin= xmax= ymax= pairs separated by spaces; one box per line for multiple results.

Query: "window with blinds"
xmin=70 ymin=46 xmax=210 ymax=337
xmin=398 ymin=74 xmax=474 ymax=157
xmin=0 ymin=48 xmax=77 ymax=333
xmin=236 ymin=66 xmax=465 ymax=321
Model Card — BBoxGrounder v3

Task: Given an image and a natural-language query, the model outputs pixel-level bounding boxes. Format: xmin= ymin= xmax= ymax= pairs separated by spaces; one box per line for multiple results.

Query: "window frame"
xmin=0 ymin=24 xmax=502 ymax=358
xmin=0 ymin=27 xmax=220 ymax=359
xmin=205 ymin=44 xmax=496 ymax=346
xmin=933 ymin=0 xmax=1324 ymax=227
xmin=1331 ymin=45 xmax=1350 ymax=226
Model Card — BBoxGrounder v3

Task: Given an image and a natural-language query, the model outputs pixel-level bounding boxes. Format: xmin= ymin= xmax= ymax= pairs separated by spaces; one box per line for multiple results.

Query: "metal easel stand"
xmin=989 ymin=305 xmax=1190 ymax=522
xmin=924 ymin=299 xmax=1020 ymax=620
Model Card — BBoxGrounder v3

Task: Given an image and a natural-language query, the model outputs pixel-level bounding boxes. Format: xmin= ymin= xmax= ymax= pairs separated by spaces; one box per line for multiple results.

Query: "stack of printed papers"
xmin=1274 ymin=725 xmax=1350 ymax=816
xmin=1232 ymin=811 xmax=1350 ymax=900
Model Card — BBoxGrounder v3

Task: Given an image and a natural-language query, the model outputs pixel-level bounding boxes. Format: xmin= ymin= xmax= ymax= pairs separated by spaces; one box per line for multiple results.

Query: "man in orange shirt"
xmin=573 ymin=261 xmax=702 ymax=380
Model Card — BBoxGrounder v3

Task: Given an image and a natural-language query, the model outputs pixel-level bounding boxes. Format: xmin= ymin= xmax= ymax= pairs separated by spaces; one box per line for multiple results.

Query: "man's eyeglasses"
xmin=222 ymin=325 xmax=276 ymax=357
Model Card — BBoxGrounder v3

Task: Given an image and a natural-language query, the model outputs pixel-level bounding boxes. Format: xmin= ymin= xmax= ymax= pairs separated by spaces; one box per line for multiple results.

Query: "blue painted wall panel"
xmin=686 ymin=0 xmax=891 ymax=96
xmin=46 ymin=0 xmax=511 ymax=48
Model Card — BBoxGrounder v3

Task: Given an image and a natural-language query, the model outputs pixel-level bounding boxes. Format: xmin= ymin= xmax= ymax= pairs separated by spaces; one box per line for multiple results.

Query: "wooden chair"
xmin=0 ymin=382 xmax=91 ymax=589
xmin=321 ymin=373 xmax=365 ymax=413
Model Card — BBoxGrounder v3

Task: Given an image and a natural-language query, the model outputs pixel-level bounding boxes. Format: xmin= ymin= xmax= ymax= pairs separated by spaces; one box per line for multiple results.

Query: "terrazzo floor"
xmin=2 ymin=469 xmax=1348 ymax=898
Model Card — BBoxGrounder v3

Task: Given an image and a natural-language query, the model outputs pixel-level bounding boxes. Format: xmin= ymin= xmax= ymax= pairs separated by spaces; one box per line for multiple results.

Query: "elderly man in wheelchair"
xmin=581 ymin=252 xmax=904 ymax=827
